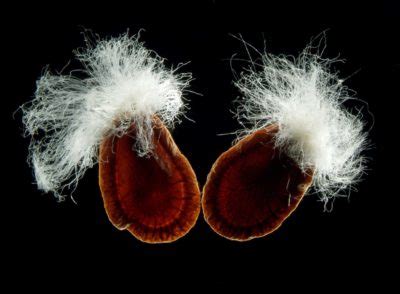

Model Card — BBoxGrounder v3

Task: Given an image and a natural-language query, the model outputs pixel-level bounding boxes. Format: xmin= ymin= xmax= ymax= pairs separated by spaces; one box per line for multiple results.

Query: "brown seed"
xmin=99 ymin=118 xmax=200 ymax=243
xmin=202 ymin=124 xmax=313 ymax=241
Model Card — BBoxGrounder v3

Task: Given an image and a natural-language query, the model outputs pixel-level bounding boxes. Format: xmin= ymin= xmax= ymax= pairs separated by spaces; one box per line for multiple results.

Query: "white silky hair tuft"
xmin=22 ymin=33 xmax=191 ymax=200
xmin=235 ymin=47 xmax=368 ymax=207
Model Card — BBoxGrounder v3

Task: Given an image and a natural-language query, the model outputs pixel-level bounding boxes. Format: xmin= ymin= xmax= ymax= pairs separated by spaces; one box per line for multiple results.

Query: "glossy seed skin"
xmin=99 ymin=119 xmax=200 ymax=243
xmin=202 ymin=125 xmax=313 ymax=241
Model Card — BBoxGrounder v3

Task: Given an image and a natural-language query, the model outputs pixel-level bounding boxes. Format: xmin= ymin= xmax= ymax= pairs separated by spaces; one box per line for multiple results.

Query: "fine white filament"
xmin=235 ymin=48 xmax=368 ymax=206
xmin=22 ymin=33 xmax=191 ymax=200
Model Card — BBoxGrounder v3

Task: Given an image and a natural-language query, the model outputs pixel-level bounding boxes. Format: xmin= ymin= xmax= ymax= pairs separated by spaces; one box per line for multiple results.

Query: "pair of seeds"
xmin=100 ymin=119 xmax=313 ymax=242
xmin=22 ymin=33 xmax=368 ymax=243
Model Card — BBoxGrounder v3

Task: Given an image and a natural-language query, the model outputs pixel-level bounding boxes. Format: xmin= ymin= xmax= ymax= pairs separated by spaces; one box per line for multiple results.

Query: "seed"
xmin=99 ymin=118 xmax=200 ymax=243
xmin=202 ymin=124 xmax=313 ymax=241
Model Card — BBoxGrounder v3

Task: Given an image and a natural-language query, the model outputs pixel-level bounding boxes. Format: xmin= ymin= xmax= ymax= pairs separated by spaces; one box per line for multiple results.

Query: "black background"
xmin=4 ymin=0 xmax=399 ymax=289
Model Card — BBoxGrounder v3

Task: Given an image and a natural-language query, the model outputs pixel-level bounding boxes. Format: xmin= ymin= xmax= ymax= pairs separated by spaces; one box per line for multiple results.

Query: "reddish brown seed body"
xmin=99 ymin=119 xmax=200 ymax=243
xmin=202 ymin=124 xmax=313 ymax=241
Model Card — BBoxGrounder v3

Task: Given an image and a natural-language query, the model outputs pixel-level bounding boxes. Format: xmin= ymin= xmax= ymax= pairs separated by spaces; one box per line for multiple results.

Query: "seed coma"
xmin=202 ymin=125 xmax=314 ymax=241
xmin=99 ymin=119 xmax=200 ymax=243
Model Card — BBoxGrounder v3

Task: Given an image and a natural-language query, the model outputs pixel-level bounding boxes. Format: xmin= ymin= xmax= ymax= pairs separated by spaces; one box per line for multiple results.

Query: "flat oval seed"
xmin=202 ymin=124 xmax=313 ymax=241
xmin=99 ymin=119 xmax=200 ymax=243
